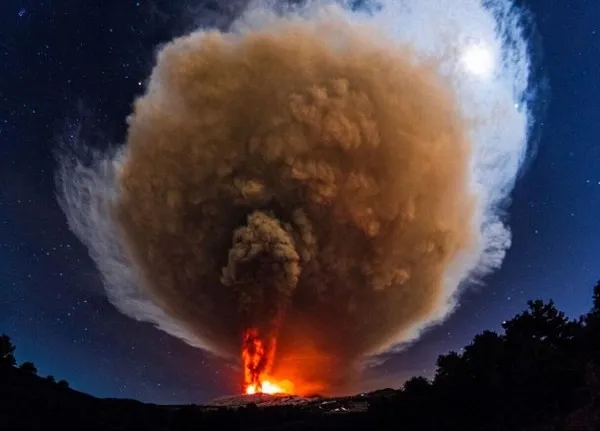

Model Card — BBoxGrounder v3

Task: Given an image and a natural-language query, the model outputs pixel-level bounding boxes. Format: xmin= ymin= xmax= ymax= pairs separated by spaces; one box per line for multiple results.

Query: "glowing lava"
xmin=246 ymin=380 xmax=286 ymax=395
xmin=242 ymin=328 xmax=294 ymax=395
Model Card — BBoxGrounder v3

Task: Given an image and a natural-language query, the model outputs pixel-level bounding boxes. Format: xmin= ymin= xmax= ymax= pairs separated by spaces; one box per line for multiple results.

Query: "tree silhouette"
xmin=402 ymin=376 xmax=431 ymax=397
xmin=584 ymin=280 xmax=600 ymax=359
xmin=19 ymin=361 xmax=37 ymax=375
xmin=0 ymin=334 xmax=16 ymax=369
xmin=434 ymin=350 xmax=463 ymax=383
xmin=592 ymin=280 xmax=600 ymax=315
xmin=57 ymin=379 xmax=70 ymax=389
xmin=501 ymin=299 xmax=584 ymax=425
xmin=46 ymin=375 xmax=56 ymax=383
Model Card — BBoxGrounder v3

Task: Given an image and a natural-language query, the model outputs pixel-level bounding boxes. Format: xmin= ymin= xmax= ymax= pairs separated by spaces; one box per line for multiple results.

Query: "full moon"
xmin=462 ymin=43 xmax=495 ymax=78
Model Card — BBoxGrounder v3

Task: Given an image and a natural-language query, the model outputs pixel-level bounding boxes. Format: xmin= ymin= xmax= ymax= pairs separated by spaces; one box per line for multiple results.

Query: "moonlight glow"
xmin=462 ymin=43 xmax=495 ymax=78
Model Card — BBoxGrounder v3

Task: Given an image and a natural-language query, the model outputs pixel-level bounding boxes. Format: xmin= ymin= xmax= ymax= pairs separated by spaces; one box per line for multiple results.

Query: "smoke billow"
xmin=56 ymin=0 xmax=538 ymax=394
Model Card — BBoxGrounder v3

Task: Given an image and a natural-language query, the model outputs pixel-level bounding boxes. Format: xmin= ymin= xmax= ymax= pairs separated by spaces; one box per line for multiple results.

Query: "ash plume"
xmin=56 ymin=0 xmax=539 ymax=394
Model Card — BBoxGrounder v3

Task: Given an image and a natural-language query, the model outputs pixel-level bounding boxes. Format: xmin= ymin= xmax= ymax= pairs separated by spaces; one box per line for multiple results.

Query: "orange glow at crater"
xmin=242 ymin=328 xmax=294 ymax=395
xmin=245 ymin=378 xmax=295 ymax=395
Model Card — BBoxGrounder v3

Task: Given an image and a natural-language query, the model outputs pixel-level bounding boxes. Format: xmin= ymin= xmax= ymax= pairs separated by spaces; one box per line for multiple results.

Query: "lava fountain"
xmin=242 ymin=328 xmax=295 ymax=395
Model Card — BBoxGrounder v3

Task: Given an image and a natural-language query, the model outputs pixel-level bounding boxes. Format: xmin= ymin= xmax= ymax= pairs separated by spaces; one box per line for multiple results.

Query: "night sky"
xmin=1 ymin=0 xmax=599 ymax=404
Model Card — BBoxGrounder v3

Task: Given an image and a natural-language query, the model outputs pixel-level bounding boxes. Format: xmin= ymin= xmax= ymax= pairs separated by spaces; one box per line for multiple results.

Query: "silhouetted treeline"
xmin=0 ymin=334 xmax=68 ymax=388
xmin=2 ymin=282 xmax=600 ymax=430
xmin=369 ymin=282 xmax=600 ymax=430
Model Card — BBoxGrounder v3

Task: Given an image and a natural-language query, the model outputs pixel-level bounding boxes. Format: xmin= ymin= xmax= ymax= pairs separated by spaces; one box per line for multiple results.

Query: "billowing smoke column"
xmin=56 ymin=0 xmax=538 ymax=394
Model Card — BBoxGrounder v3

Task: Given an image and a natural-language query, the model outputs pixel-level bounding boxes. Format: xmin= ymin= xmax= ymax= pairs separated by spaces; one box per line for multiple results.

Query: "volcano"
xmin=241 ymin=328 xmax=295 ymax=395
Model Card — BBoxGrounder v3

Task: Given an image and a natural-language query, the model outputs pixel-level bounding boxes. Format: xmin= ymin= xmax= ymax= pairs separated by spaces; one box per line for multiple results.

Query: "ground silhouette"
xmin=2 ymin=282 xmax=600 ymax=430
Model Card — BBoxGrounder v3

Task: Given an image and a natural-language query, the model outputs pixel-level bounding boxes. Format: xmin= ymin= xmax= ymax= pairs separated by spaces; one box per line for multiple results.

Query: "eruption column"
xmin=56 ymin=0 xmax=537 ymax=395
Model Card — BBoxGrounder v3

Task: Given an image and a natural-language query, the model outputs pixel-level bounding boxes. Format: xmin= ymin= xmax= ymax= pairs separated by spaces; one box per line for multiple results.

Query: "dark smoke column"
xmin=220 ymin=210 xmax=309 ymax=392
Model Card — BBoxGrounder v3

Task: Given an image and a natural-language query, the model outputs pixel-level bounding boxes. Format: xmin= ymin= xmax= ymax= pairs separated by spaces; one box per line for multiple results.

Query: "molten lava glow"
xmin=242 ymin=328 xmax=294 ymax=395
xmin=246 ymin=379 xmax=286 ymax=395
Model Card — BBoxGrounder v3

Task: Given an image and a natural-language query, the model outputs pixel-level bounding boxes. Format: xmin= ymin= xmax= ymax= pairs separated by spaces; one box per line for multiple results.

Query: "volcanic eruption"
xmin=56 ymin=0 xmax=538 ymax=395
xmin=242 ymin=328 xmax=294 ymax=394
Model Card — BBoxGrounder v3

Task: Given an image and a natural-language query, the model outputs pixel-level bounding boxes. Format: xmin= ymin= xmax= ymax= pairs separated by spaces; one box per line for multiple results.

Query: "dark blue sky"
xmin=1 ymin=0 xmax=599 ymax=404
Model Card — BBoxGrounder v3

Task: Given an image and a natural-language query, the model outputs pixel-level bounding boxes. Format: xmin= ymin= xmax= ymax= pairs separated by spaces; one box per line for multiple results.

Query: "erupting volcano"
xmin=56 ymin=0 xmax=536 ymax=397
xmin=242 ymin=329 xmax=294 ymax=395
